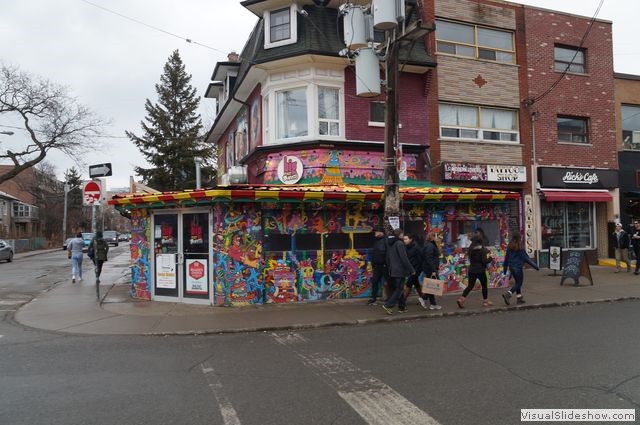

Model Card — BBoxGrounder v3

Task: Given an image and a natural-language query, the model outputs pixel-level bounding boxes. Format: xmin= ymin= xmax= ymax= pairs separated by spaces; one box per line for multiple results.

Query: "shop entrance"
xmin=152 ymin=210 xmax=211 ymax=304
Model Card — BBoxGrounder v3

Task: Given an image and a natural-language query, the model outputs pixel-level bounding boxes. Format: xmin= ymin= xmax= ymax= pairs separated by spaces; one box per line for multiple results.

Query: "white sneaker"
xmin=78 ymin=277 xmax=82 ymax=282
xmin=429 ymin=304 xmax=442 ymax=310
xmin=72 ymin=275 xmax=75 ymax=283
xmin=418 ymin=297 xmax=427 ymax=309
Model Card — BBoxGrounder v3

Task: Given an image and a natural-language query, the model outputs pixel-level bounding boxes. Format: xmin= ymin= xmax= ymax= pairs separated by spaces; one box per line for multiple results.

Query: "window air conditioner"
xmin=228 ymin=165 xmax=248 ymax=184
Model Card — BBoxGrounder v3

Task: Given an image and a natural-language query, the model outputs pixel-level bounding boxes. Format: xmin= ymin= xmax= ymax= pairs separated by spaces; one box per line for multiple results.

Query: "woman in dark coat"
xmin=457 ymin=235 xmax=493 ymax=308
xmin=421 ymin=231 xmax=442 ymax=310
xmin=402 ymin=233 xmax=425 ymax=307
xmin=382 ymin=229 xmax=415 ymax=315
xmin=502 ymin=231 xmax=539 ymax=305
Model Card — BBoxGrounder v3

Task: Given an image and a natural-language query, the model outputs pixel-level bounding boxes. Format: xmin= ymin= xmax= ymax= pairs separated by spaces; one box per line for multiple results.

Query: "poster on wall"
xmin=226 ymin=132 xmax=235 ymax=169
xmin=249 ymin=97 xmax=261 ymax=151
xmin=549 ymin=246 xmax=562 ymax=271
xmin=156 ymin=254 xmax=176 ymax=289
xmin=186 ymin=259 xmax=208 ymax=295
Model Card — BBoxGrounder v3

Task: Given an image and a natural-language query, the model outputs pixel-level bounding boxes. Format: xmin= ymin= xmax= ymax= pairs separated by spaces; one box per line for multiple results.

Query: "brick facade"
xmin=523 ymin=8 xmax=616 ymax=169
xmin=435 ymin=0 xmax=516 ymax=29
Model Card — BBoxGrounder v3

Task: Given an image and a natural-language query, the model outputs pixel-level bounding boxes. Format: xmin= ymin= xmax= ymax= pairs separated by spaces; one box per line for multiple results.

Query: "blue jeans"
xmin=71 ymin=253 xmax=83 ymax=279
xmin=509 ymin=268 xmax=524 ymax=295
xmin=384 ymin=277 xmax=407 ymax=309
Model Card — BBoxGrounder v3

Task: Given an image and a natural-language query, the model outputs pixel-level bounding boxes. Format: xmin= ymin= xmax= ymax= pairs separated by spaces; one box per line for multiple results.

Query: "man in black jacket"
xmin=630 ymin=220 xmax=640 ymax=275
xmin=382 ymin=229 xmax=415 ymax=314
xmin=367 ymin=226 xmax=388 ymax=305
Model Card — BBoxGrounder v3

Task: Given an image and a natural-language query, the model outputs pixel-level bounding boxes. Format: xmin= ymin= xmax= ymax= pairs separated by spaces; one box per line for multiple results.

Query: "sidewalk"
xmin=14 ymin=257 xmax=640 ymax=335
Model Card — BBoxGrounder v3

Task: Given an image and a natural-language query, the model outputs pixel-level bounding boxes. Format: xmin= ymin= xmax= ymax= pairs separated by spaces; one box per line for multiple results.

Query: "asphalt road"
xmin=1 ymin=275 xmax=638 ymax=425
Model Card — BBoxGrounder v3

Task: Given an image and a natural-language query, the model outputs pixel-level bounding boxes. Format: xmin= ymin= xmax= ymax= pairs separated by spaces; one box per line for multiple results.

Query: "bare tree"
xmin=0 ymin=63 xmax=105 ymax=184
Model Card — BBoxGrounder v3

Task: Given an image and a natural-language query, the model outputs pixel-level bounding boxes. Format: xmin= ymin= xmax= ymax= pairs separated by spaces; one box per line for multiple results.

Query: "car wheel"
xmin=7 ymin=252 xmax=13 ymax=262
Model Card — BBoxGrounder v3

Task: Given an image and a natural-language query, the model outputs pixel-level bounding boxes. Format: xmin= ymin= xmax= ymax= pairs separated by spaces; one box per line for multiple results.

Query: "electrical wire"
xmin=0 ymin=123 xmax=128 ymax=139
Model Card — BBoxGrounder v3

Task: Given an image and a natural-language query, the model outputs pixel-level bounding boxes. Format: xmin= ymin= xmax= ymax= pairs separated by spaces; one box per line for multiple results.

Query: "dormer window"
xmin=264 ymin=5 xmax=298 ymax=49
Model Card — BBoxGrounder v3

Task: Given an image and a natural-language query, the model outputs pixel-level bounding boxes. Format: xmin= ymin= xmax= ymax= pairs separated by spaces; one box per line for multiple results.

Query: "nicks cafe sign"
xmin=443 ymin=162 xmax=527 ymax=183
xmin=538 ymin=167 xmax=618 ymax=189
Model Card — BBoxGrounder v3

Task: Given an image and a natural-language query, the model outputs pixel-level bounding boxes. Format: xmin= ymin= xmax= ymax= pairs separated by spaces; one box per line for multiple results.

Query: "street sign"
xmin=89 ymin=163 xmax=112 ymax=178
xmin=83 ymin=180 xmax=101 ymax=206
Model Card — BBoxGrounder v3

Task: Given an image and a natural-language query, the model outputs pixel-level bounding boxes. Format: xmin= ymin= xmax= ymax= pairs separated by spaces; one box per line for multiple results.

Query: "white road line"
xmin=200 ymin=362 xmax=241 ymax=425
xmin=272 ymin=334 xmax=442 ymax=425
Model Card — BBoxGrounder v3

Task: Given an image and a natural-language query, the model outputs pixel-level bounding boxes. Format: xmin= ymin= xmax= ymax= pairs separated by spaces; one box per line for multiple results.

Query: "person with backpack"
xmin=457 ymin=235 xmax=493 ymax=308
xmin=367 ymin=226 xmax=388 ymax=305
xmin=421 ymin=231 xmax=442 ymax=310
xmin=88 ymin=231 xmax=109 ymax=298
xmin=382 ymin=228 xmax=415 ymax=315
xmin=501 ymin=231 xmax=539 ymax=305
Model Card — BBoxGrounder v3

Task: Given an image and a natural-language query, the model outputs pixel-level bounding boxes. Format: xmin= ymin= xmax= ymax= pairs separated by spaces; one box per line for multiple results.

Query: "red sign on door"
xmin=188 ymin=261 xmax=205 ymax=280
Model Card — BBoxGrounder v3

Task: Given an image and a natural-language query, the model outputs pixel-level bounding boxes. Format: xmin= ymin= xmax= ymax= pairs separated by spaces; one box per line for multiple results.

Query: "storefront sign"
xmin=443 ymin=163 xmax=526 ymax=183
xmin=277 ymin=155 xmax=303 ymax=184
xmin=186 ymin=259 xmax=208 ymax=295
xmin=538 ymin=167 xmax=618 ymax=189
xmin=155 ymin=254 xmax=176 ymax=289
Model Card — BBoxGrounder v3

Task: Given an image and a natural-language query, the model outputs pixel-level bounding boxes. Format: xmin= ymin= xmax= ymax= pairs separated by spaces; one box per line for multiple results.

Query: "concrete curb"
xmin=146 ymin=296 xmax=640 ymax=336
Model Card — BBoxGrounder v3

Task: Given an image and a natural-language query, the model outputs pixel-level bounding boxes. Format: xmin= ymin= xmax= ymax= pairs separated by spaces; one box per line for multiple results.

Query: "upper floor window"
xmin=264 ymin=6 xmax=298 ymax=48
xmin=369 ymin=101 xmax=385 ymax=126
xmin=439 ymin=103 xmax=519 ymax=142
xmin=557 ymin=116 xmax=589 ymax=144
xmin=554 ymin=45 xmax=586 ymax=74
xmin=277 ymin=87 xmax=308 ymax=139
xmin=622 ymin=104 xmax=640 ymax=150
xmin=436 ymin=20 xmax=515 ymax=63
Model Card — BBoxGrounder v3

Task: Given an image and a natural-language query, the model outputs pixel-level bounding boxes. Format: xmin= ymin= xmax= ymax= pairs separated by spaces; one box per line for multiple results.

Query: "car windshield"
xmin=104 ymin=231 xmax=117 ymax=238
xmin=82 ymin=233 xmax=94 ymax=240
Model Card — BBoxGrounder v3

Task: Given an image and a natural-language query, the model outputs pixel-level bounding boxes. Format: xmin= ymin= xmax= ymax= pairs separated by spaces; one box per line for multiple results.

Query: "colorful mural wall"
xmin=262 ymin=149 xmax=418 ymax=185
xmin=130 ymin=208 xmax=152 ymax=300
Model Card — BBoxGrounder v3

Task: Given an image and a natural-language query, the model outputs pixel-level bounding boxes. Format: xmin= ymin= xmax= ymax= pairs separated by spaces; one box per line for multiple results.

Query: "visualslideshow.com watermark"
xmin=521 ymin=409 xmax=635 ymax=422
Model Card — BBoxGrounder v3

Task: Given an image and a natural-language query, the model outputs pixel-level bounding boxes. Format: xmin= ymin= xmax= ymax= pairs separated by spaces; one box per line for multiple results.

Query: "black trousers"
xmin=463 ymin=272 xmax=488 ymax=299
xmin=369 ymin=264 xmax=387 ymax=301
xmin=634 ymin=246 xmax=640 ymax=272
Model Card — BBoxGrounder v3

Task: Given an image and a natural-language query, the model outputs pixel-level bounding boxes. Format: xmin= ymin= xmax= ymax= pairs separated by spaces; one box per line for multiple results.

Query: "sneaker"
xmin=418 ymin=297 xmax=427 ymax=309
xmin=482 ymin=300 xmax=494 ymax=307
xmin=96 ymin=278 xmax=100 ymax=284
xmin=429 ymin=304 xmax=442 ymax=310
xmin=382 ymin=305 xmax=393 ymax=315
xmin=72 ymin=277 xmax=75 ymax=283
xmin=456 ymin=297 xmax=465 ymax=309
xmin=635 ymin=271 xmax=639 ymax=275
xmin=502 ymin=291 xmax=511 ymax=305
xmin=78 ymin=277 xmax=82 ymax=282
xmin=367 ymin=299 xmax=377 ymax=306
xmin=615 ymin=270 xmax=621 ymax=273
xmin=398 ymin=307 xmax=408 ymax=313
xmin=516 ymin=297 xmax=526 ymax=304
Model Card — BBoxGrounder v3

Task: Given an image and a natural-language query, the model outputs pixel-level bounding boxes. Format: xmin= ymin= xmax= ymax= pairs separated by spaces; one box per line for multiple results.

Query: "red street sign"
xmin=83 ymin=180 xmax=101 ymax=206
xmin=189 ymin=261 xmax=205 ymax=280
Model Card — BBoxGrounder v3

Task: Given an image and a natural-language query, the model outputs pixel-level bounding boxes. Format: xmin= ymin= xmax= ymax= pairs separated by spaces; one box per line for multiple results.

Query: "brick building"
xmin=614 ymin=73 xmax=640 ymax=227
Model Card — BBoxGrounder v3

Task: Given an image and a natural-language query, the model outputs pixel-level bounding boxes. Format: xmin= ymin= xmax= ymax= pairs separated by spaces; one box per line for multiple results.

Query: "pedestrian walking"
xmin=68 ymin=232 xmax=84 ymax=283
xmin=630 ymin=220 xmax=640 ymax=275
xmin=402 ymin=233 xmax=425 ymax=307
xmin=457 ymin=236 xmax=493 ymax=308
xmin=88 ymin=231 xmax=109 ymax=298
xmin=612 ymin=223 xmax=631 ymax=273
xmin=367 ymin=226 xmax=388 ymax=305
xmin=421 ymin=231 xmax=442 ymax=310
xmin=382 ymin=229 xmax=415 ymax=315
xmin=501 ymin=232 xmax=539 ymax=305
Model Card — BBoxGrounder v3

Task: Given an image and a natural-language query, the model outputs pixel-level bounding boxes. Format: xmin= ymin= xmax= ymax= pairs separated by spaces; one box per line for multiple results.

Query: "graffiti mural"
xmin=263 ymin=149 xmax=419 ymax=185
xmin=130 ymin=208 xmax=151 ymax=300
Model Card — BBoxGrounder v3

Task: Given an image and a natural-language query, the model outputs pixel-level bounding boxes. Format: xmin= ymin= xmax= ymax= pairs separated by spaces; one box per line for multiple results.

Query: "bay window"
xmin=318 ymin=87 xmax=339 ymax=136
xmin=277 ymin=87 xmax=308 ymax=139
xmin=439 ymin=103 xmax=519 ymax=142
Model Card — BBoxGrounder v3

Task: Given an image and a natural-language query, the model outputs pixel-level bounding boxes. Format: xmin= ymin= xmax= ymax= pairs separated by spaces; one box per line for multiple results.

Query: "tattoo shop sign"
xmin=443 ymin=163 xmax=527 ymax=183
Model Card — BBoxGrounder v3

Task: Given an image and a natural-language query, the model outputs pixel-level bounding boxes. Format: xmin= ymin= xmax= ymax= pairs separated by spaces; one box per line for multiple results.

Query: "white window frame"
xmin=223 ymin=72 xmax=237 ymax=104
xmin=318 ymin=86 xmax=341 ymax=136
xmin=264 ymin=5 xmax=298 ymax=49
xmin=439 ymin=103 xmax=520 ymax=144
xmin=369 ymin=101 xmax=385 ymax=127
xmin=261 ymin=67 xmax=345 ymax=145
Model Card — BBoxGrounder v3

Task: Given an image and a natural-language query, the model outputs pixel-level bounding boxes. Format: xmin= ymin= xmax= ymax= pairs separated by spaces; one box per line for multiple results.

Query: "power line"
xmin=0 ymin=124 xmax=129 ymax=139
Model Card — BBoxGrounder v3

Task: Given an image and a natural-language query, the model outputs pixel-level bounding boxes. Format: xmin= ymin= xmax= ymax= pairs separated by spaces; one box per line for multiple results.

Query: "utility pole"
xmin=62 ymin=183 xmax=69 ymax=243
xmin=383 ymin=35 xmax=400 ymax=229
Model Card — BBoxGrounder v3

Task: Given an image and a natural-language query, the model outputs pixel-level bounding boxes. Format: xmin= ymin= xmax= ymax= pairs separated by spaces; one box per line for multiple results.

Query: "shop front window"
xmin=541 ymin=201 xmax=594 ymax=249
xmin=622 ymin=104 xmax=640 ymax=150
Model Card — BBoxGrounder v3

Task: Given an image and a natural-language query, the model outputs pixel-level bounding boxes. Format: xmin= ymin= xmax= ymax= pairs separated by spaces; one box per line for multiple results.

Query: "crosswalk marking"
xmin=201 ymin=362 xmax=241 ymax=425
xmin=272 ymin=334 xmax=441 ymax=425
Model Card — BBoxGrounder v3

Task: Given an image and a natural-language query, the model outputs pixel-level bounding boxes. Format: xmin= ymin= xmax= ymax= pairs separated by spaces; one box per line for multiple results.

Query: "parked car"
xmin=62 ymin=237 xmax=74 ymax=250
xmin=118 ymin=232 xmax=131 ymax=242
xmin=0 ymin=240 xmax=13 ymax=262
xmin=103 ymin=230 xmax=119 ymax=246
xmin=81 ymin=232 xmax=95 ymax=251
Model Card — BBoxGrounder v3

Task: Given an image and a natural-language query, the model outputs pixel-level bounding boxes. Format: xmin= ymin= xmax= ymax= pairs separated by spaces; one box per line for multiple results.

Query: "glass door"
xmin=153 ymin=214 xmax=179 ymax=298
xmin=182 ymin=212 xmax=210 ymax=300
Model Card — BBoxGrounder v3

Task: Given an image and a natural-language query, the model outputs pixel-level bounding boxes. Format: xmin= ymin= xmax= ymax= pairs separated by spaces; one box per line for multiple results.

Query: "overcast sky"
xmin=0 ymin=0 xmax=638 ymax=190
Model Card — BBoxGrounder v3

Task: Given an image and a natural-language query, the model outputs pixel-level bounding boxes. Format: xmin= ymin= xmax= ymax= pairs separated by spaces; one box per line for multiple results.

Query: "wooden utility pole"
xmin=383 ymin=35 xmax=400 ymax=230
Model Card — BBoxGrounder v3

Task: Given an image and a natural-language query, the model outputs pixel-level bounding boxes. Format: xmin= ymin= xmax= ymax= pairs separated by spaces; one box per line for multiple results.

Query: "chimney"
xmin=227 ymin=51 xmax=239 ymax=62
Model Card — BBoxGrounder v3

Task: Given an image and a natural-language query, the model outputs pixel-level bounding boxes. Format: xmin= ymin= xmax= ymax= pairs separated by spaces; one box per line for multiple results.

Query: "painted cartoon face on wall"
xmin=250 ymin=97 xmax=260 ymax=150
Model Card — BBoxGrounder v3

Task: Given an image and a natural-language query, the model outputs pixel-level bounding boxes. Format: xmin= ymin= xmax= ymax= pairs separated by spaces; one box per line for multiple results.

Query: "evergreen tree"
xmin=126 ymin=50 xmax=214 ymax=191
xmin=64 ymin=166 xmax=88 ymax=232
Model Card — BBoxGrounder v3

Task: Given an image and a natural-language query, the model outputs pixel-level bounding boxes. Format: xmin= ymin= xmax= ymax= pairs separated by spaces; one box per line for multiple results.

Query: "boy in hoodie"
xmin=382 ymin=229 xmax=415 ymax=314
xmin=367 ymin=226 xmax=388 ymax=305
